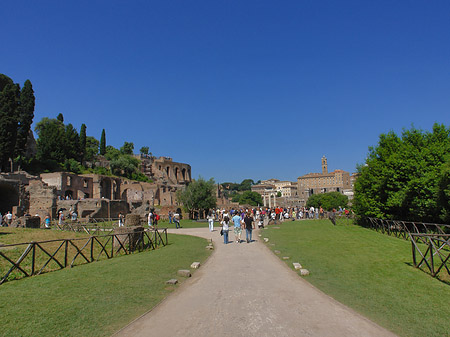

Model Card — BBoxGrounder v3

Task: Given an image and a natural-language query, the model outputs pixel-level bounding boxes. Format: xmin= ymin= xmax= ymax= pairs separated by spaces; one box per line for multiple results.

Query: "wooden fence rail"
xmin=363 ymin=218 xmax=450 ymax=240
xmin=0 ymin=228 xmax=168 ymax=285
xmin=409 ymin=233 xmax=450 ymax=277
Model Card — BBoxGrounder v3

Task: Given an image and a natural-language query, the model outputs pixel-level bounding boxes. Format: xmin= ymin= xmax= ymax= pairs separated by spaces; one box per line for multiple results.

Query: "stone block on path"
xmin=191 ymin=262 xmax=201 ymax=269
xmin=299 ymin=269 xmax=310 ymax=276
xmin=293 ymin=263 xmax=302 ymax=270
xmin=166 ymin=279 xmax=178 ymax=285
xmin=177 ymin=270 xmax=191 ymax=277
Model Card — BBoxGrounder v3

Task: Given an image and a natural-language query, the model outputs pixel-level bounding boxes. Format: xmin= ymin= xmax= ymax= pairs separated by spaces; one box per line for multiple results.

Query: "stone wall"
xmin=27 ymin=180 xmax=57 ymax=219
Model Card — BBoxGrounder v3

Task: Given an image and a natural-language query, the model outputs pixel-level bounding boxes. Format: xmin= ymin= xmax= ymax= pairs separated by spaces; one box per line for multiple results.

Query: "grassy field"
xmin=0 ymin=233 xmax=212 ymax=337
xmin=262 ymin=219 xmax=450 ymax=337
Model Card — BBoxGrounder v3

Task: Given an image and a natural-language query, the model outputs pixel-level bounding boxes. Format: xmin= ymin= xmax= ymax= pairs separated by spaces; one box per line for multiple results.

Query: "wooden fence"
xmin=363 ymin=217 xmax=450 ymax=240
xmin=409 ymin=233 xmax=450 ymax=278
xmin=0 ymin=228 xmax=168 ymax=285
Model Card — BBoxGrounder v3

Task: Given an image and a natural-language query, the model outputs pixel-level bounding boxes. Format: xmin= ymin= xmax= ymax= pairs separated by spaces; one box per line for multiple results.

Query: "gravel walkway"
xmin=114 ymin=227 xmax=396 ymax=337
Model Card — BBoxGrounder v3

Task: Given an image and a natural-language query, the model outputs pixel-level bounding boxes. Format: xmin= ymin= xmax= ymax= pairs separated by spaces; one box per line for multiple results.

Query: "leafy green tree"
xmin=354 ymin=124 xmax=450 ymax=223
xmin=15 ymin=80 xmax=35 ymax=160
xmin=99 ymin=129 xmax=106 ymax=155
xmin=120 ymin=142 xmax=134 ymax=155
xmin=0 ymin=82 xmax=19 ymax=170
xmin=110 ymin=155 xmax=139 ymax=178
xmin=437 ymin=156 xmax=450 ymax=224
xmin=306 ymin=192 xmax=348 ymax=211
xmin=140 ymin=146 xmax=149 ymax=155
xmin=276 ymin=191 xmax=282 ymax=197
xmin=84 ymin=136 xmax=99 ymax=162
xmin=177 ymin=177 xmax=217 ymax=218
xmin=35 ymin=117 xmax=66 ymax=165
xmin=239 ymin=179 xmax=255 ymax=191
xmin=57 ymin=113 xmax=64 ymax=123
xmin=234 ymin=191 xmax=263 ymax=206
xmin=105 ymin=145 xmax=121 ymax=161
xmin=79 ymin=124 xmax=87 ymax=162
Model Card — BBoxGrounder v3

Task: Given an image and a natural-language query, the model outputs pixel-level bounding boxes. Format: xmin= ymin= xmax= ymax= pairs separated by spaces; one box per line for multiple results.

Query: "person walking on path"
xmin=118 ymin=212 xmax=125 ymax=227
xmin=174 ymin=211 xmax=181 ymax=229
xmin=243 ymin=212 xmax=255 ymax=243
xmin=148 ymin=211 xmax=153 ymax=229
xmin=207 ymin=211 xmax=214 ymax=232
xmin=232 ymin=212 xmax=242 ymax=243
xmin=221 ymin=215 xmax=230 ymax=244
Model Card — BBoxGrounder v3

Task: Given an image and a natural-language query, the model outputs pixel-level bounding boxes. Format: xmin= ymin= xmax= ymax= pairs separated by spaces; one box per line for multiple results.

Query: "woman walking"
xmin=207 ymin=210 xmax=214 ymax=232
xmin=221 ymin=215 xmax=230 ymax=244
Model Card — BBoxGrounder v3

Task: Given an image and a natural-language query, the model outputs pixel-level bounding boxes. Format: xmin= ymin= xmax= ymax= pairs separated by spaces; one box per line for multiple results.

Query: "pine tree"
xmin=100 ymin=129 xmax=106 ymax=155
xmin=79 ymin=123 xmax=87 ymax=162
xmin=15 ymin=80 xmax=35 ymax=159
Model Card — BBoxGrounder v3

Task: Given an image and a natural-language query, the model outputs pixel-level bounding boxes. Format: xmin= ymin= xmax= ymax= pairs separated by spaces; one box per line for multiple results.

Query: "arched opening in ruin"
xmin=175 ymin=167 xmax=179 ymax=180
xmin=166 ymin=167 xmax=170 ymax=177
xmin=182 ymin=168 xmax=186 ymax=180
xmin=0 ymin=182 xmax=19 ymax=214
xmin=64 ymin=190 xmax=73 ymax=199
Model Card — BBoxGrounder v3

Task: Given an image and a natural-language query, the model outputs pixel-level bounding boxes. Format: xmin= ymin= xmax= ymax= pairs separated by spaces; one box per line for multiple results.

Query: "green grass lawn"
xmin=262 ymin=219 xmax=450 ymax=337
xmin=0 ymin=233 xmax=211 ymax=337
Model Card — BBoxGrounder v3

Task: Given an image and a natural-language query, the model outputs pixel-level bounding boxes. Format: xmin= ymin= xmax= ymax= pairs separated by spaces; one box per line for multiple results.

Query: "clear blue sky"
xmin=2 ymin=1 xmax=450 ymax=183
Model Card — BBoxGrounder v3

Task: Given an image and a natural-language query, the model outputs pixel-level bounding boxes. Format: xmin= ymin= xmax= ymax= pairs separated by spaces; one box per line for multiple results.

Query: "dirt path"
xmin=114 ymin=228 xmax=396 ymax=337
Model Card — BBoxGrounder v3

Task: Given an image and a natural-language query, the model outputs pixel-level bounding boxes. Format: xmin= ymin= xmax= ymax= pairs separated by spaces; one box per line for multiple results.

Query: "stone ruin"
xmin=0 ymin=155 xmax=193 ymax=227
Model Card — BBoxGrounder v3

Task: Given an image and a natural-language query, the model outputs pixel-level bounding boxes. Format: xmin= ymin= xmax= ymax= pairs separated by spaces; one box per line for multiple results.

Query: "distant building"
xmin=297 ymin=156 xmax=351 ymax=200
xmin=252 ymin=179 xmax=302 ymax=207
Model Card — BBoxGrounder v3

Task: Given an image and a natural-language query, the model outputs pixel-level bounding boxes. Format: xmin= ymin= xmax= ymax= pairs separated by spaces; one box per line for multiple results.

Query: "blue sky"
xmin=2 ymin=1 xmax=450 ymax=183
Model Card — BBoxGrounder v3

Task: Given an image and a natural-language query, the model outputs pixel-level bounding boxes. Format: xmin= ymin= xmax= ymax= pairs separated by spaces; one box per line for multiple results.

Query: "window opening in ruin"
xmin=182 ymin=168 xmax=186 ymax=180
xmin=65 ymin=190 xmax=73 ymax=199
xmin=83 ymin=180 xmax=88 ymax=188
xmin=166 ymin=167 xmax=170 ymax=177
xmin=67 ymin=176 xmax=72 ymax=186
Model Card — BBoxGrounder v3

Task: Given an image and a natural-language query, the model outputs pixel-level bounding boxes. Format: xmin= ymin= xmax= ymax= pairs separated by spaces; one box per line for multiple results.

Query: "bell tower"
xmin=322 ymin=156 xmax=328 ymax=174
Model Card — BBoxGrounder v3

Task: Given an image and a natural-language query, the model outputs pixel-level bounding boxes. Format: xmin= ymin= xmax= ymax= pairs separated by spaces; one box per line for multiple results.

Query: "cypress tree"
xmin=15 ymin=80 xmax=35 ymax=159
xmin=100 ymin=129 xmax=106 ymax=155
xmin=0 ymin=83 xmax=20 ymax=171
xmin=80 ymin=123 xmax=87 ymax=162
xmin=57 ymin=113 xmax=64 ymax=123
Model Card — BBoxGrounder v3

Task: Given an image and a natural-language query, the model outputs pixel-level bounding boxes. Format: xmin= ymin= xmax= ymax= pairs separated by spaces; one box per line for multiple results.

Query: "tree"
xmin=120 ymin=142 xmax=134 ymax=155
xmin=239 ymin=179 xmax=255 ymax=191
xmin=437 ymin=157 xmax=450 ymax=224
xmin=57 ymin=113 xmax=64 ymax=123
xmin=177 ymin=177 xmax=217 ymax=218
xmin=99 ymin=129 xmax=106 ymax=155
xmin=140 ymin=146 xmax=149 ymax=155
xmin=79 ymin=124 xmax=87 ymax=162
xmin=64 ymin=123 xmax=80 ymax=161
xmin=0 ymin=82 xmax=19 ymax=170
xmin=15 ymin=80 xmax=35 ymax=160
xmin=353 ymin=124 xmax=450 ymax=223
xmin=110 ymin=155 xmax=139 ymax=178
xmin=35 ymin=117 xmax=66 ymax=165
xmin=233 ymin=191 xmax=263 ymax=206
xmin=306 ymin=192 xmax=348 ymax=211
xmin=84 ymin=136 xmax=99 ymax=162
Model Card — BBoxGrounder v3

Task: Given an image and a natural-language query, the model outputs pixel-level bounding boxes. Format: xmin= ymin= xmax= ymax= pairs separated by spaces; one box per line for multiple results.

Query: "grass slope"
xmin=263 ymin=220 xmax=450 ymax=337
xmin=0 ymin=234 xmax=211 ymax=337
